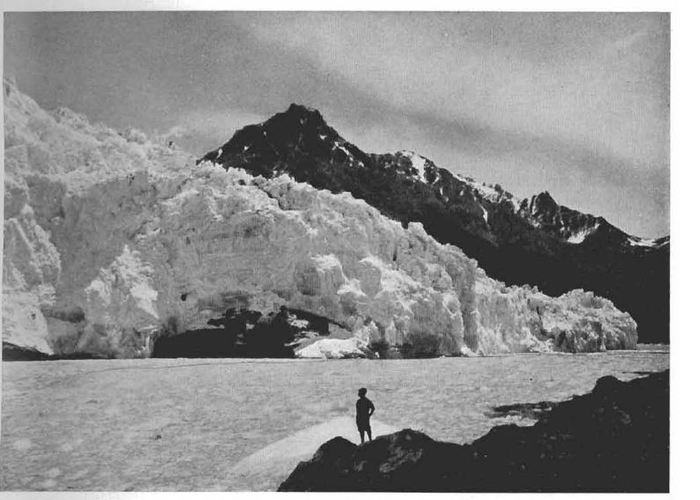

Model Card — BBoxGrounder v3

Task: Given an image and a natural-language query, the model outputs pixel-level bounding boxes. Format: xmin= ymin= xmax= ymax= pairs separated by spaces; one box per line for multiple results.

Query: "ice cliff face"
xmin=2 ymin=83 xmax=637 ymax=358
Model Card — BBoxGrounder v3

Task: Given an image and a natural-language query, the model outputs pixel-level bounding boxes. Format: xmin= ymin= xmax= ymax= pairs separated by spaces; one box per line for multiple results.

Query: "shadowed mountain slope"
xmin=201 ymin=105 xmax=669 ymax=343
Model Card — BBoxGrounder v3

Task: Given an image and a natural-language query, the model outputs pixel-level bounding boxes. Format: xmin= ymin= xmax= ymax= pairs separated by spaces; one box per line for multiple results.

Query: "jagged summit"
xmin=199 ymin=104 xmax=669 ymax=343
xmin=264 ymin=103 xmax=333 ymax=141
xmin=529 ymin=191 xmax=558 ymax=215
xmin=284 ymin=102 xmax=323 ymax=118
xmin=521 ymin=191 xmax=615 ymax=244
xmin=200 ymin=104 xmax=665 ymax=249
xmin=198 ymin=102 xmax=368 ymax=173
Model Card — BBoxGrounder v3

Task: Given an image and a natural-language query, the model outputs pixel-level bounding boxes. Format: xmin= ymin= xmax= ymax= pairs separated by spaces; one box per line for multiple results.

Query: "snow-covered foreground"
xmin=0 ymin=348 xmax=668 ymax=491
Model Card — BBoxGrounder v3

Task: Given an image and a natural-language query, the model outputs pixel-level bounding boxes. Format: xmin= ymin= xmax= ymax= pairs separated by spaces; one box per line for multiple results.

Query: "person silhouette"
xmin=356 ymin=388 xmax=375 ymax=443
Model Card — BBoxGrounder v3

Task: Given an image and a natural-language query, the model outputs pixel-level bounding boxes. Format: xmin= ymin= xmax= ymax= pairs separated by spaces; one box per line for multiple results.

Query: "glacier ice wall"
xmin=2 ymin=82 xmax=637 ymax=358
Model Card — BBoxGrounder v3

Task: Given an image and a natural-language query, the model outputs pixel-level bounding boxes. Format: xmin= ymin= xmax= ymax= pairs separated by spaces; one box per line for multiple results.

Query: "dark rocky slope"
xmin=279 ymin=370 xmax=669 ymax=492
xmin=200 ymin=105 xmax=669 ymax=343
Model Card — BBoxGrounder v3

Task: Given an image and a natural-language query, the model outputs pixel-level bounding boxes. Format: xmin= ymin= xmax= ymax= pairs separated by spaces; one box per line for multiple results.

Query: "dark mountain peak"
xmin=267 ymin=103 xmax=330 ymax=134
xmin=530 ymin=191 xmax=557 ymax=210
xmin=260 ymin=102 xmax=339 ymax=144
xmin=523 ymin=192 xmax=626 ymax=244
xmin=199 ymin=103 xmax=368 ymax=173
xmin=526 ymin=191 xmax=562 ymax=229
xmin=284 ymin=102 xmax=322 ymax=118
xmin=199 ymin=104 xmax=332 ymax=165
xmin=197 ymin=105 xmax=669 ymax=342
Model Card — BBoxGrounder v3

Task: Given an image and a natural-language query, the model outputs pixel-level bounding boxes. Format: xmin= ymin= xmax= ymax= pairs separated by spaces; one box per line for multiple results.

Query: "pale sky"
xmin=4 ymin=11 xmax=670 ymax=237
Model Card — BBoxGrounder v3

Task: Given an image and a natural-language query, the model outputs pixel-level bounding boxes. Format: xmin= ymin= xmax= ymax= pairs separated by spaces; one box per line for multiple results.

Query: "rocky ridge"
xmin=3 ymin=82 xmax=637 ymax=359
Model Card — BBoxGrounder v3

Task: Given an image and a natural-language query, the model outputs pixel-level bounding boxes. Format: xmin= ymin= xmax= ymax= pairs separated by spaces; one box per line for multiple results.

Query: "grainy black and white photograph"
xmin=1 ymin=3 xmax=687 ymax=494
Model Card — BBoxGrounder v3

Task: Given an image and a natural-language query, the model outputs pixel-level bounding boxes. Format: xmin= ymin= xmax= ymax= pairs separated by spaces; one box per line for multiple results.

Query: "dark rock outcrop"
xmin=279 ymin=370 xmax=669 ymax=492
xmin=201 ymin=105 xmax=669 ymax=343
xmin=279 ymin=429 xmax=472 ymax=492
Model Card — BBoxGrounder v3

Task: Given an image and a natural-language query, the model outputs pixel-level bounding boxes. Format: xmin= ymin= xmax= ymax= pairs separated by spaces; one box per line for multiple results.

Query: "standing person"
xmin=356 ymin=388 xmax=375 ymax=444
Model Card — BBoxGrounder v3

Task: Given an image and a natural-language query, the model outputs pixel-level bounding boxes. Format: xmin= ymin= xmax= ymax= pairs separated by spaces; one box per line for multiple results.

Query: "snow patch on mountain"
xmin=453 ymin=173 xmax=522 ymax=212
xmin=470 ymin=182 xmax=500 ymax=200
xmin=567 ymin=224 xmax=599 ymax=244
xmin=480 ymin=205 xmax=489 ymax=224
xmin=397 ymin=150 xmax=429 ymax=183
xmin=627 ymin=236 xmax=659 ymax=248
xmin=397 ymin=150 xmax=445 ymax=186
